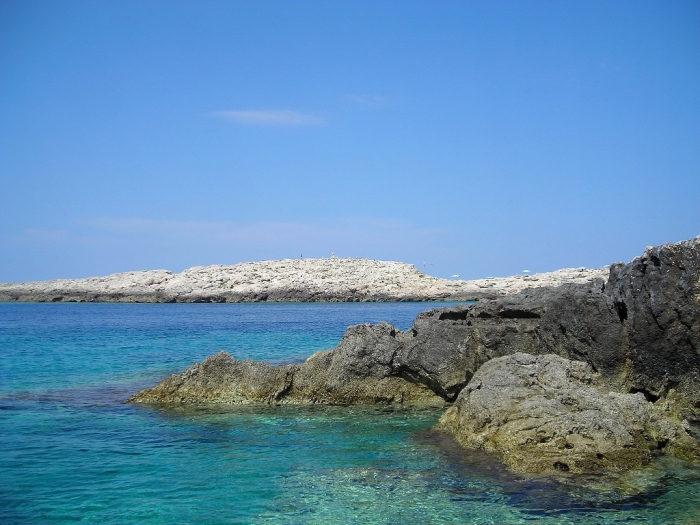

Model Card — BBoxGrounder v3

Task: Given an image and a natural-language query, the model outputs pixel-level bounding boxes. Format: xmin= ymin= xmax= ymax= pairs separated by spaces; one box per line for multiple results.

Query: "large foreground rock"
xmin=0 ymin=257 xmax=606 ymax=303
xmin=435 ymin=353 xmax=698 ymax=474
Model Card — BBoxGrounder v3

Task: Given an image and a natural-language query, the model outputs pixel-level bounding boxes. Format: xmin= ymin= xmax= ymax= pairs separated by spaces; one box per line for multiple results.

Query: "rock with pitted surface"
xmin=435 ymin=353 xmax=698 ymax=474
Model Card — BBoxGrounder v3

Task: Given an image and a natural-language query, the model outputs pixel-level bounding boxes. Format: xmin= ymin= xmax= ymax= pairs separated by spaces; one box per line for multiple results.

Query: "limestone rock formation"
xmin=127 ymin=310 xmax=474 ymax=405
xmin=128 ymin=323 xmax=445 ymax=406
xmin=426 ymin=235 xmax=700 ymax=419
xmin=0 ymin=258 xmax=606 ymax=303
xmin=130 ymin=236 xmax=700 ymax=410
xmin=129 ymin=351 xmax=298 ymax=404
xmin=128 ymin=235 xmax=700 ymax=473
xmin=435 ymin=353 xmax=698 ymax=474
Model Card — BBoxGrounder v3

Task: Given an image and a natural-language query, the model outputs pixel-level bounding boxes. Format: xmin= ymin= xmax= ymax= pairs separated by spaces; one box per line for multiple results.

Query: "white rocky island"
xmin=0 ymin=258 xmax=607 ymax=303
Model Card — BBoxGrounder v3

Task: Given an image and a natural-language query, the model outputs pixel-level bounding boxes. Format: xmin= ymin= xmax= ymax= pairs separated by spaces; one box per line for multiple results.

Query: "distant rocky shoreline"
xmin=129 ymin=236 xmax=700 ymax=475
xmin=0 ymin=258 xmax=606 ymax=303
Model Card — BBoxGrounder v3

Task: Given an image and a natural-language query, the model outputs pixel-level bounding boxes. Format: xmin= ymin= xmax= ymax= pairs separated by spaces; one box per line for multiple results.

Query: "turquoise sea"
xmin=1 ymin=302 xmax=699 ymax=524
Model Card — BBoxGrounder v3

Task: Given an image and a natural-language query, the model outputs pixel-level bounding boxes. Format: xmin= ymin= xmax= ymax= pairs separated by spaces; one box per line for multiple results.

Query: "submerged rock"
xmin=435 ymin=353 xmax=698 ymax=474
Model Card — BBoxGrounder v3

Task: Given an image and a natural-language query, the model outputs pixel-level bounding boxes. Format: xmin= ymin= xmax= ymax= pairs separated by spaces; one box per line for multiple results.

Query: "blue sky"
xmin=1 ymin=0 xmax=698 ymax=281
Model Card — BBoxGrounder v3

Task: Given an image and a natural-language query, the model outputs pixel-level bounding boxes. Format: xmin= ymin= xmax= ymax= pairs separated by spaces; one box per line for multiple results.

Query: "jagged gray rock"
xmin=435 ymin=353 xmax=698 ymax=474
xmin=607 ymin=239 xmax=700 ymax=412
xmin=424 ymin=235 xmax=700 ymax=419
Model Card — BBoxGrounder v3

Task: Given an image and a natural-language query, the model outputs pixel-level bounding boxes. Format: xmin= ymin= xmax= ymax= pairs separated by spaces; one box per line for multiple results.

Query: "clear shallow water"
xmin=1 ymin=303 xmax=699 ymax=524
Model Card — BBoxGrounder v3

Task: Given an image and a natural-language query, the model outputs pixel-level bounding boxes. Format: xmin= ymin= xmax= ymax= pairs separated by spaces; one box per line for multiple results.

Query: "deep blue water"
xmin=1 ymin=302 xmax=699 ymax=524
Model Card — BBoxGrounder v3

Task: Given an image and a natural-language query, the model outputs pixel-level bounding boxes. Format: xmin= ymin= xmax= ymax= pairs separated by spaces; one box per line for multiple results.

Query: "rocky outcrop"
xmin=129 ymin=315 xmax=491 ymax=406
xmin=427 ymin=236 xmax=700 ymax=419
xmin=128 ymin=323 xmax=445 ymax=405
xmin=129 ymin=351 xmax=299 ymax=404
xmin=607 ymin=240 xmax=700 ymax=411
xmin=0 ymin=258 xmax=606 ymax=303
xmin=435 ymin=353 xmax=698 ymax=474
xmin=130 ymin=236 xmax=700 ymax=410
xmin=129 ymin=235 xmax=700 ymax=474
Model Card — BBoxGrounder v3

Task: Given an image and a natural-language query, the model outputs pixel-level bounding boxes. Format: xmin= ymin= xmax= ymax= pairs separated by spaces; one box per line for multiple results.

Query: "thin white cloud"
xmin=343 ymin=94 xmax=389 ymax=109
xmin=83 ymin=217 xmax=443 ymax=247
xmin=212 ymin=110 xmax=325 ymax=126
xmin=11 ymin=227 xmax=109 ymax=246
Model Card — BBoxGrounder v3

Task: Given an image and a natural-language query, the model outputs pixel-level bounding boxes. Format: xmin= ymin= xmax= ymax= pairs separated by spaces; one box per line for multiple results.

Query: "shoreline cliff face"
xmin=128 ymin=235 xmax=700 ymax=474
xmin=0 ymin=258 xmax=606 ymax=303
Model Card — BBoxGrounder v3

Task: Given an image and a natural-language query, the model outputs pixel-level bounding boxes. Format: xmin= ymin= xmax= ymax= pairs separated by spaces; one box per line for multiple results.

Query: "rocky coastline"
xmin=128 ymin=236 xmax=700 ymax=475
xmin=0 ymin=258 xmax=606 ymax=303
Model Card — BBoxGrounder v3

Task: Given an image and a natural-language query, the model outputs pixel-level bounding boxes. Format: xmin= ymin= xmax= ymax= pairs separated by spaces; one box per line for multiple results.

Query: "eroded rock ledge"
xmin=0 ymin=258 xmax=606 ymax=303
xmin=129 ymin=235 xmax=700 ymax=474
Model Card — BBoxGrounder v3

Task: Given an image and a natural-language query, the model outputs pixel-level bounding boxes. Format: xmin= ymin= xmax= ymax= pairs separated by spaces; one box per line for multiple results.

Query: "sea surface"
xmin=1 ymin=302 xmax=699 ymax=524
